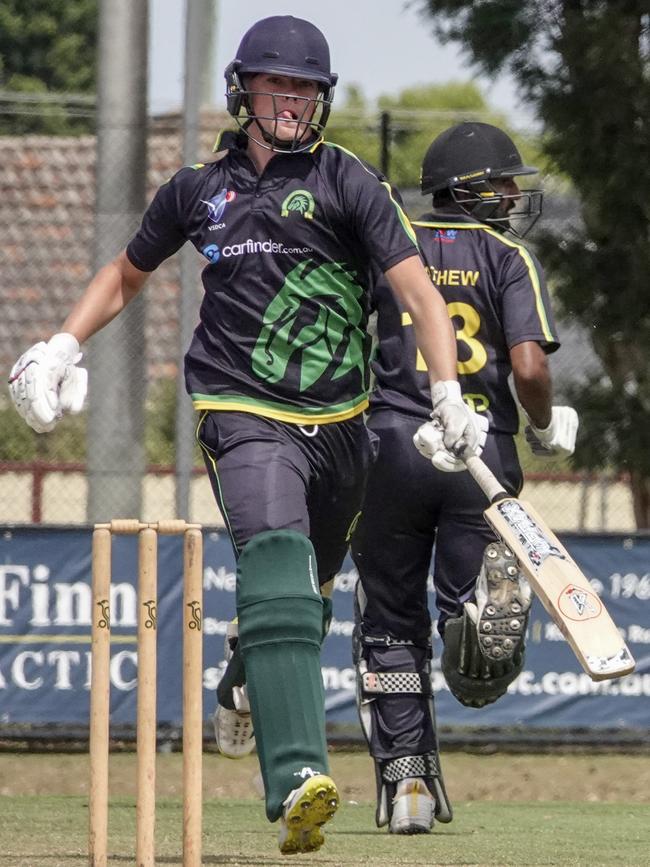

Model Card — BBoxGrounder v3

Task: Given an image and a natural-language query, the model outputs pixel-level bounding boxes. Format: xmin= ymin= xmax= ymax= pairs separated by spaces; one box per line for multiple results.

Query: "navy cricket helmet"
xmin=225 ymin=16 xmax=338 ymax=153
xmin=421 ymin=122 xmax=543 ymax=237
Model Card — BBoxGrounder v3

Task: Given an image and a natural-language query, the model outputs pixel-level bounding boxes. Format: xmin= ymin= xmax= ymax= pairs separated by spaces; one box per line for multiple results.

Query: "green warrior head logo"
xmin=281 ymin=190 xmax=315 ymax=220
xmin=251 ymin=261 xmax=366 ymax=392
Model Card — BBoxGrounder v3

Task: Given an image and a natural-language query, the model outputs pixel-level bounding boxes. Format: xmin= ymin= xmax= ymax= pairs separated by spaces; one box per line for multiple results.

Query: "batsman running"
xmin=7 ymin=18 xmax=486 ymax=855
xmin=350 ymin=122 xmax=579 ymax=834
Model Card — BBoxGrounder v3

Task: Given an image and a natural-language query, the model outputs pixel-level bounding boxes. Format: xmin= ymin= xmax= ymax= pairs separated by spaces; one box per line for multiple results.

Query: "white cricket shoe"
xmin=389 ymin=777 xmax=434 ymax=834
xmin=278 ymin=773 xmax=339 ymax=855
xmin=212 ymin=704 xmax=255 ymax=759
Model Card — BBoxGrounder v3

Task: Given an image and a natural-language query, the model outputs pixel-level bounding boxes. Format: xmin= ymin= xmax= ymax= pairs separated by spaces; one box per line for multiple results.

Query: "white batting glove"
xmin=524 ymin=406 xmax=579 ymax=459
xmin=8 ymin=333 xmax=88 ymax=433
xmin=432 ymin=380 xmax=488 ymax=459
xmin=414 ymin=382 xmax=489 ymax=472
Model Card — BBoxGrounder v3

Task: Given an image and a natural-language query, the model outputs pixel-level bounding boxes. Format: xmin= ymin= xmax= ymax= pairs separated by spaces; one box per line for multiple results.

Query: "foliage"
xmin=145 ymin=377 xmax=202 ymax=468
xmin=0 ymin=0 xmax=97 ymax=134
xmin=418 ymin=0 xmax=650 ymax=526
xmin=0 ymin=378 xmax=198 ymax=468
xmin=0 ymin=399 xmax=86 ymax=462
xmin=327 ymin=81 xmax=543 ymax=189
xmin=145 ymin=378 xmax=177 ymax=467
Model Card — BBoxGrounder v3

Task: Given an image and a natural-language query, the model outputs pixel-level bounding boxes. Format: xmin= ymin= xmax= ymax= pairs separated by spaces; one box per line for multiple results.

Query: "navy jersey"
xmin=127 ymin=131 xmax=418 ymax=425
xmin=370 ymin=212 xmax=560 ymax=433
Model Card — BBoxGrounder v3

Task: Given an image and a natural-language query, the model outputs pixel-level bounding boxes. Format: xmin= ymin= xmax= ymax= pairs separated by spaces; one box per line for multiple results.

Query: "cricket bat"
xmin=464 ymin=453 xmax=635 ymax=682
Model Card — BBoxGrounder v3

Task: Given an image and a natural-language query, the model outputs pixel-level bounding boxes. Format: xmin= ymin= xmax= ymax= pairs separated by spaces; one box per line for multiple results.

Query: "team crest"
xmin=434 ymin=229 xmax=458 ymax=243
xmin=281 ymin=189 xmax=315 ymax=220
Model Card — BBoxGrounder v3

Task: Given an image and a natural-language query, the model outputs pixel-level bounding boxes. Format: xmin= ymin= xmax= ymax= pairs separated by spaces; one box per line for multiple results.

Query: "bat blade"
xmin=483 ymin=495 xmax=634 ymax=681
xmin=462 ymin=452 xmax=635 ymax=682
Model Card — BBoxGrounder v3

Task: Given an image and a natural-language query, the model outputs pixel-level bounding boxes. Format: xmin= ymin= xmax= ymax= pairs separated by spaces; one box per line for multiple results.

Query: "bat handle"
xmin=463 ymin=451 xmax=509 ymax=505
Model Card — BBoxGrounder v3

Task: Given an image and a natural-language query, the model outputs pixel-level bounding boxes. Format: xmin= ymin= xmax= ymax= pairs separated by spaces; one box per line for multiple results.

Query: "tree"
xmin=327 ymin=81 xmax=540 ymax=189
xmin=418 ymin=0 xmax=650 ymax=528
xmin=0 ymin=0 xmax=97 ymax=133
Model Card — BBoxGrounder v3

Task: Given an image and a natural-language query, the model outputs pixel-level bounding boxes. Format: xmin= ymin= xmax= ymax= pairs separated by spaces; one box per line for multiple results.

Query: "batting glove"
xmin=414 ymin=381 xmax=489 ymax=472
xmin=8 ymin=333 xmax=88 ymax=433
xmin=524 ymin=405 xmax=579 ymax=459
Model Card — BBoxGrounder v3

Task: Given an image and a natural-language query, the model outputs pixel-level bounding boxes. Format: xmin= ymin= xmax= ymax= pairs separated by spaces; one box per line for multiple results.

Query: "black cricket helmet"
xmin=421 ymin=122 xmax=543 ymax=237
xmin=224 ymin=16 xmax=338 ymax=153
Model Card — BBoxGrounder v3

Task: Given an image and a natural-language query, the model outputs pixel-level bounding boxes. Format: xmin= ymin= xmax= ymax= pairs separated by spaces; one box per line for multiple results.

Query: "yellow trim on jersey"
xmin=212 ymin=129 xmax=227 ymax=152
xmin=320 ymin=141 xmax=418 ymax=246
xmin=412 ymin=220 xmax=555 ymax=343
xmin=191 ymin=397 xmax=369 ymax=425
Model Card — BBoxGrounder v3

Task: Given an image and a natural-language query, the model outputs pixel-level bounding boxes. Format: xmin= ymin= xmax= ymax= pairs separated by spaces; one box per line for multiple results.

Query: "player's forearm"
xmin=516 ymin=377 xmax=552 ymax=429
xmin=510 ymin=341 xmax=553 ymax=429
xmin=385 ymin=256 xmax=458 ymax=384
xmin=411 ymin=300 xmax=457 ymax=385
xmin=61 ymin=251 xmax=149 ymax=344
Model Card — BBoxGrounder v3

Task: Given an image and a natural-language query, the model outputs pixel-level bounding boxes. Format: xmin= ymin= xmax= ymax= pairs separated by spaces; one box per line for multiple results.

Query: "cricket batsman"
xmin=7 ymin=17 xmax=486 ymax=855
xmin=351 ymin=122 xmax=579 ymax=834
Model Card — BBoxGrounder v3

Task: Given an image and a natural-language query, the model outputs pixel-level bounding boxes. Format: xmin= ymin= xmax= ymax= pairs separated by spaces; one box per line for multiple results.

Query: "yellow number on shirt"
xmin=447 ymin=302 xmax=487 ymax=375
xmin=402 ymin=303 xmax=487 ymax=375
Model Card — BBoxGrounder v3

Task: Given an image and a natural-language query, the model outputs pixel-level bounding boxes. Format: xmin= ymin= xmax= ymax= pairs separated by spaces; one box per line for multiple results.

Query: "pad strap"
xmin=361 ymin=633 xmax=418 ymax=648
xmin=361 ymin=670 xmax=431 ymax=697
xmin=382 ymin=752 xmax=440 ymax=784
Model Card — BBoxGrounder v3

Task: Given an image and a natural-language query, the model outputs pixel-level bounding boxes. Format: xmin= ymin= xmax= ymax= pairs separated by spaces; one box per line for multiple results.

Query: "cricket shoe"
xmin=466 ymin=541 xmax=532 ymax=664
xmin=278 ymin=773 xmax=339 ymax=855
xmin=213 ymin=621 xmax=255 ymax=758
xmin=389 ymin=777 xmax=434 ymax=835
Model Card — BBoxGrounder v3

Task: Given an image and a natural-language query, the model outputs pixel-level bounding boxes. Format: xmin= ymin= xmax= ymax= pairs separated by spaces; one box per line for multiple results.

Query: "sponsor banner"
xmin=0 ymin=528 xmax=648 ymax=730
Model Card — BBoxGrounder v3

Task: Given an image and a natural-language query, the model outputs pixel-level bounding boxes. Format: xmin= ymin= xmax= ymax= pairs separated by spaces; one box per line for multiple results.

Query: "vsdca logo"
xmin=202 ymin=188 xmax=236 ymax=223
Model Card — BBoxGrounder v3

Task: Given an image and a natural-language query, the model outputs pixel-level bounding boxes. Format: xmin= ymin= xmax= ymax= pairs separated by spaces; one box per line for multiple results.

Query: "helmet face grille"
xmin=421 ymin=122 xmax=543 ymax=236
xmin=448 ymin=182 xmax=543 ymax=238
xmin=228 ymin=82 xmax=334 ymax=153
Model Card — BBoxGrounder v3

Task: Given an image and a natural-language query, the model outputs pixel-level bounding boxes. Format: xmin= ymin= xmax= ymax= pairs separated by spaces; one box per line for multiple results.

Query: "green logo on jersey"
xmin=281 ymin=190 xmax=315 ymax=220
xmin=252 ymin=260 xmax=365 ymax=392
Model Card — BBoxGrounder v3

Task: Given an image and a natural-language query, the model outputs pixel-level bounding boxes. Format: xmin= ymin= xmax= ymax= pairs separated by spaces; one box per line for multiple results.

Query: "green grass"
xmin=1 ymin=752 xmax=649 ymax=865
xmin=1 ymin=795 xmax=649 ymax=866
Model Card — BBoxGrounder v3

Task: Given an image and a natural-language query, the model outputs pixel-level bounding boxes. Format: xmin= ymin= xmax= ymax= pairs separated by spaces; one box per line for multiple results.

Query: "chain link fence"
xmin=0 ymin=99 xmax=635 ymax=531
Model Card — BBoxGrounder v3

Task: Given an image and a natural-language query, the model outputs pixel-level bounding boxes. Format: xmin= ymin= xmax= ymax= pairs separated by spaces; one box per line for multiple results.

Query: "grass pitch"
xmin=0 ymin=751 xmax=649 ymax=866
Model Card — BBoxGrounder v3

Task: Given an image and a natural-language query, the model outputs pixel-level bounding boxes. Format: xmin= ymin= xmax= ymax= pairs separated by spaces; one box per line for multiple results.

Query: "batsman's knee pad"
xmin=237 ymin=529 xmax=324 ymax=650
xmin=353 ymin=604 xmax=452 ymax=827
xmin=441 ymin=609 xmax=525 ymax=709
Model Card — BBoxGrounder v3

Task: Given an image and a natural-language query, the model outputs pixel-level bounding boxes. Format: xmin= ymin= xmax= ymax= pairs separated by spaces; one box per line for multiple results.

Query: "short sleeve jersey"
xmin=126 ymin=131 xmax=418 ymax=425
xmin=370 ymin=212 xmax=560 ymax=434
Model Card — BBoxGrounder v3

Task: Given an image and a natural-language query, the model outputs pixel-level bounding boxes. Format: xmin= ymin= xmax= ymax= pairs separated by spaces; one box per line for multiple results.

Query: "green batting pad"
xmin=217 ymin=594 xmax=332 ymax=710
xmin=237 ymin=530 xmax=329 ymax=821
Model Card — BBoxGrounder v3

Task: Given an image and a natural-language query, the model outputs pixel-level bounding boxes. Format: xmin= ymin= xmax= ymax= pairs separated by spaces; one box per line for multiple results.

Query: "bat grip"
xmin=464 ymin=452 xmax=509 ymax=505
